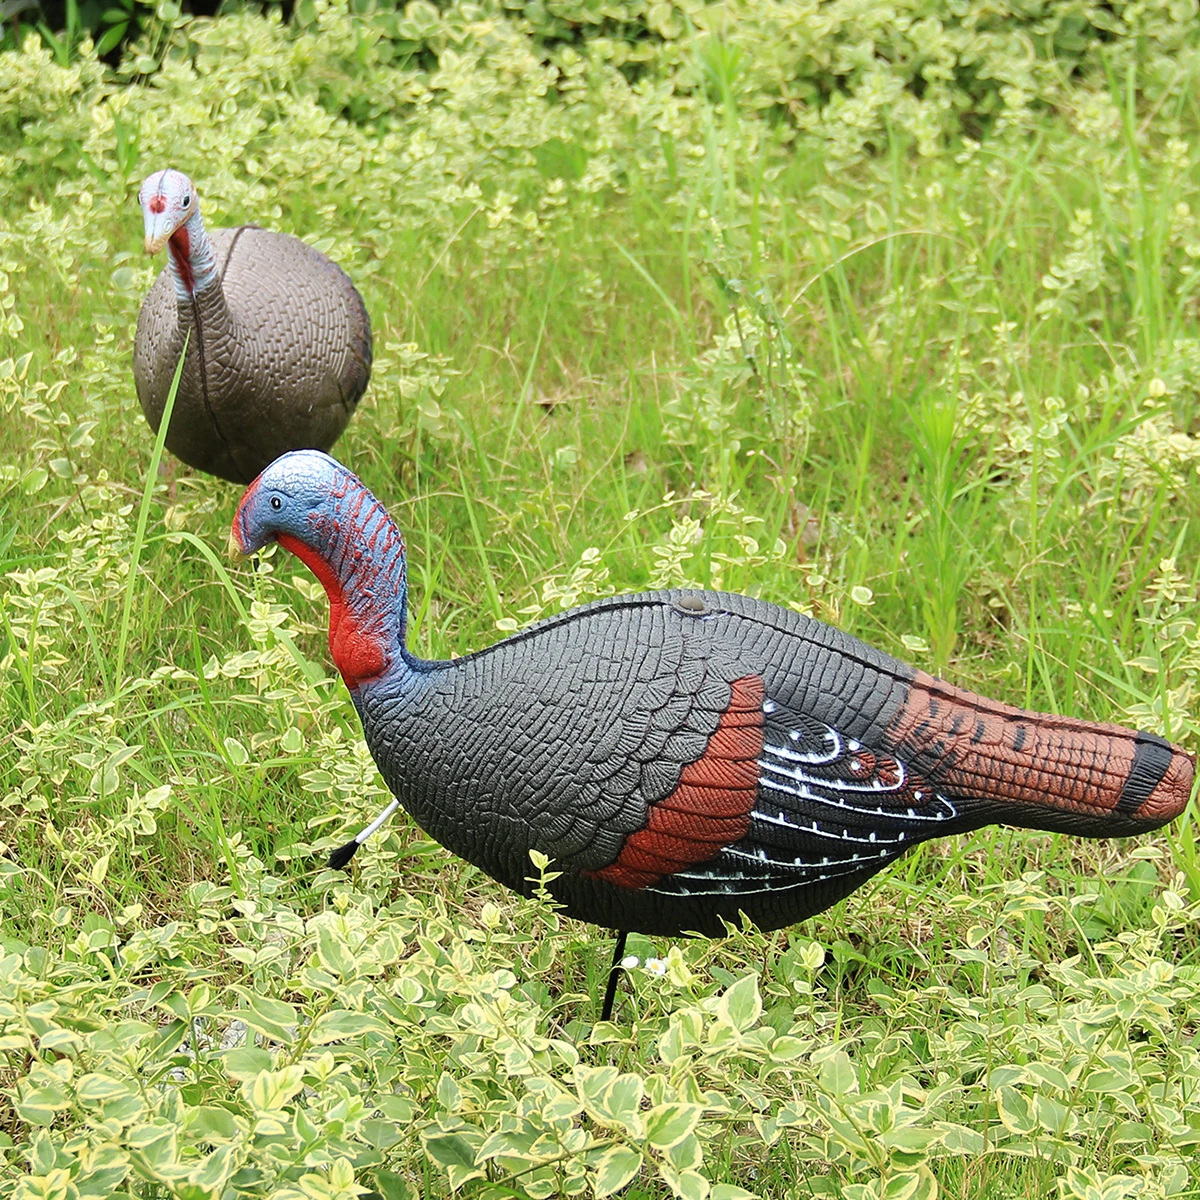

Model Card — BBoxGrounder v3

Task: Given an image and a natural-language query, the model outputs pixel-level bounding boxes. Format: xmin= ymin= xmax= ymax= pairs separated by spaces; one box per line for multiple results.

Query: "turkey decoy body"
xmin=232 ymin=452 xmax=1193 ymax=951
xmin=133 ymin=169 xmax=373 ymax=485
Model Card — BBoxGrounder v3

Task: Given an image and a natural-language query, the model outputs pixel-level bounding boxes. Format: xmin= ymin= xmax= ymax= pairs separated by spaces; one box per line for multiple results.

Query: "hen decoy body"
xmin=133 ymin=170 xmax=372 ymax=485
xmin=232 ymin=452 xmax=1194 ymax=938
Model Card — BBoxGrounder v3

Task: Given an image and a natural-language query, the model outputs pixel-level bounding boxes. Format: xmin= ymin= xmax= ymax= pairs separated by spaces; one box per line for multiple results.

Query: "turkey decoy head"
xmin=139 ymin=168 xmax=198 ymax=255
xmin=229 ymin=449 xmax=348 ymax=557
xmin=231 ymin=450 xmax=409 ymax=691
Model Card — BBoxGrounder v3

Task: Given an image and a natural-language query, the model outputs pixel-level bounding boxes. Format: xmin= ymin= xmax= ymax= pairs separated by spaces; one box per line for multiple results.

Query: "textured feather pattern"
xmin=134 ymin=226 xmax=372 ymax=484
xmin=589 ymin=675 xmax=764 ymax=889
xmin=356 ymin=588 xmax=1193 ymax=936
xmin=651 ymin=697 xmax=957 ymax=899
xmin=233 ymin=453 xmax=1196 ymax=938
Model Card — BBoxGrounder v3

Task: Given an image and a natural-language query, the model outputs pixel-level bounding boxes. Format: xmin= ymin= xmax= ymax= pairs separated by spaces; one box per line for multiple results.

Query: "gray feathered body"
xmin=357 ymin=591 xmax=1191 ymax=937
xmin=133 ymin=226 xmax=372 ymax=484
xmin=232 ymin=456 xmax=1193 ymax=939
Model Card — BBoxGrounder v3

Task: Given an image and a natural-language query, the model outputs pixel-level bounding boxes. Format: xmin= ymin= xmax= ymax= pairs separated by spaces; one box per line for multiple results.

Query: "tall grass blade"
xmin=114 ymin=332 xmax=188 ymax=694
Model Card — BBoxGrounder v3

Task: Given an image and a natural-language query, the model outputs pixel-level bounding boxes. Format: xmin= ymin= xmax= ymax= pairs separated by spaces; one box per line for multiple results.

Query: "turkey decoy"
xmin=230 ymin=451 xmax=1194 ymax=1018
xmin=133 ymin=169 xmax=373 ymax=485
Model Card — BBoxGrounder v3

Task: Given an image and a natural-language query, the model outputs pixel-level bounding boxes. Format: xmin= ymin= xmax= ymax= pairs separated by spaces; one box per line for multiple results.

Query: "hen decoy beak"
xmin=144 ymin=229 xmax=173 ymax=255
xmin=143 ymin=207 xmax=179 ymax=255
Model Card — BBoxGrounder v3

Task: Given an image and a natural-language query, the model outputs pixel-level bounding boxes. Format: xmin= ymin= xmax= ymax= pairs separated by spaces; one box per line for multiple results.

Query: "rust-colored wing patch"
xmin=592 ymin=675 xmax=765 ymax=889
xmin=888 ymin=670 xmax=1193 ymax=824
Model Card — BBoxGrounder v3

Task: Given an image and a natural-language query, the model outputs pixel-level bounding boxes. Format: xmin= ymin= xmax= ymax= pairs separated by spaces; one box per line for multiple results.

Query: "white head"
xmin=138 ymin=169 xmax=198 ymax=255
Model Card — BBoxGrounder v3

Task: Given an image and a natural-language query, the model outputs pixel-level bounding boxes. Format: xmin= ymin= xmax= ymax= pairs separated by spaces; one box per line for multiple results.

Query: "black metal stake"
xmin=600 ymin=930 xmax=629 ymax=1022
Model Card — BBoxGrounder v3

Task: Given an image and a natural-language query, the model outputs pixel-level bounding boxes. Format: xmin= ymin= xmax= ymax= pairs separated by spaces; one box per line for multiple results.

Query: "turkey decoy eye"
xmin=182 ymin=195 xmax=191 ymax=206
xmin=270 ymin=496 xmax=282 ymax=510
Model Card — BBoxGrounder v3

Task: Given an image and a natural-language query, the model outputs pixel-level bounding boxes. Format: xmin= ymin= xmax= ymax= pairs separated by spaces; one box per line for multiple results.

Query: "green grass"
xmin=3 ymin=10 xmax=1200 ymax=1199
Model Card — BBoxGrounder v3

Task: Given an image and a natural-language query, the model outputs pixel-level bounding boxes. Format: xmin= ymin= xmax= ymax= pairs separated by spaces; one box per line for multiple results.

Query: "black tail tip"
xmin=328 ymin=839 xmax=360 ymax=871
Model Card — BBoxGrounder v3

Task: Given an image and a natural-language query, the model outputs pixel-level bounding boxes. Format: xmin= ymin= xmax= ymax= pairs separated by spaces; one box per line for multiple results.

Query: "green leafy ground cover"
xmin=3 ymin=2 xmax=1200 ymax=1197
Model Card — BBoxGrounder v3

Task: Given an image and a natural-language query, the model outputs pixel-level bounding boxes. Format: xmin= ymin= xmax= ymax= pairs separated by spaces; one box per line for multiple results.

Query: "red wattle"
xmin=169 ymin=227 xmax=195 ymax=294
xmin=277 ymin=534 xmax=387 ymax=688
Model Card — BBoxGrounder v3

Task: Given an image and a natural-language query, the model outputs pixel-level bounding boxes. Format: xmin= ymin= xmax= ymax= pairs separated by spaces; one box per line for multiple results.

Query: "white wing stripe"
xmin=762 ymin=730 xmax=842 ymax=765
xmin=750 ymin=807 xmax=911 ymax=844
xmin=758 ymin=771 xmax=957 ymax=821
xmin=760 ymin=745 xmax=907 ymax=793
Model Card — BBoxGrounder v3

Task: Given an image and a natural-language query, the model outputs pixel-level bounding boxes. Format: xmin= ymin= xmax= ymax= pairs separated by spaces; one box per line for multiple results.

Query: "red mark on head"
xmin=149 ymin=194 xmax=166 ymax=214
xmin=277 ymin=533 xmax=387 ymax=688
xmin=591 ymin=675 xmax=765 ymax=889
xmin=237 ymin=474 xmax=260 ymax=513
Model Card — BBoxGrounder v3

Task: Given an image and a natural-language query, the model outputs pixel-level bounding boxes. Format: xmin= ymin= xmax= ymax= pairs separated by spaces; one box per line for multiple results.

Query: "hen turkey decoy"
xmin=133 ymin=169 xmax=372 ymax=485
xmin=232 ymin=452 xmax=1193 ymax=1008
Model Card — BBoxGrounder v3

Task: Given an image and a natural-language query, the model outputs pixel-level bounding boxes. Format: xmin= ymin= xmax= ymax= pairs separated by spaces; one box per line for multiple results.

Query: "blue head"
xmin=232 ymin=450 xmax=409 ymax=689
xmin=232 ymin=449 xmax=349 ymax=555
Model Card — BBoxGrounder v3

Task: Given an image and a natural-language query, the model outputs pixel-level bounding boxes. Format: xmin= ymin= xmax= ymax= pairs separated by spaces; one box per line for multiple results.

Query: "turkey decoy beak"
xmin=143 ymin=204 xmax=179 ymax=255
xmin=145 ymin=230 xmax=172 ymax=255
xmin=227 ymin=530 xmax=250 ymax=562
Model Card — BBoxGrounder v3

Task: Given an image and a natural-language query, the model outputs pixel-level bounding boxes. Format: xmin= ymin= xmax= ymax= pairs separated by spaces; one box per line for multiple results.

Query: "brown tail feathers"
xmin=888 ymin=670 xmax=1193 ymax=831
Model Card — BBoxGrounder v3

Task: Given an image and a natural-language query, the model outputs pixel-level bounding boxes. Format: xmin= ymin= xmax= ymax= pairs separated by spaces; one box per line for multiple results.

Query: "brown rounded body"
xmin=133 ymin=226 xmax=372 ymax=485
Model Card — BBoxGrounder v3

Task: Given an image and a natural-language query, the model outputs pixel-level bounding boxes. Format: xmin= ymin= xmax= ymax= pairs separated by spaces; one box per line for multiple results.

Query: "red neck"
xmin=169 ymin=227 xmax=195 ymax=294
xmin=277 ymin=534 xmax=388 ymax=688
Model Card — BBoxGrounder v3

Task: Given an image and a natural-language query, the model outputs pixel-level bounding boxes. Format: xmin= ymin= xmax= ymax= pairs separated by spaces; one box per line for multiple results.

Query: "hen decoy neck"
xmin=231 ymin=451 xmax=1194 ymax=939
xmin=133 ymin=169 xmax=372 ymax=485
